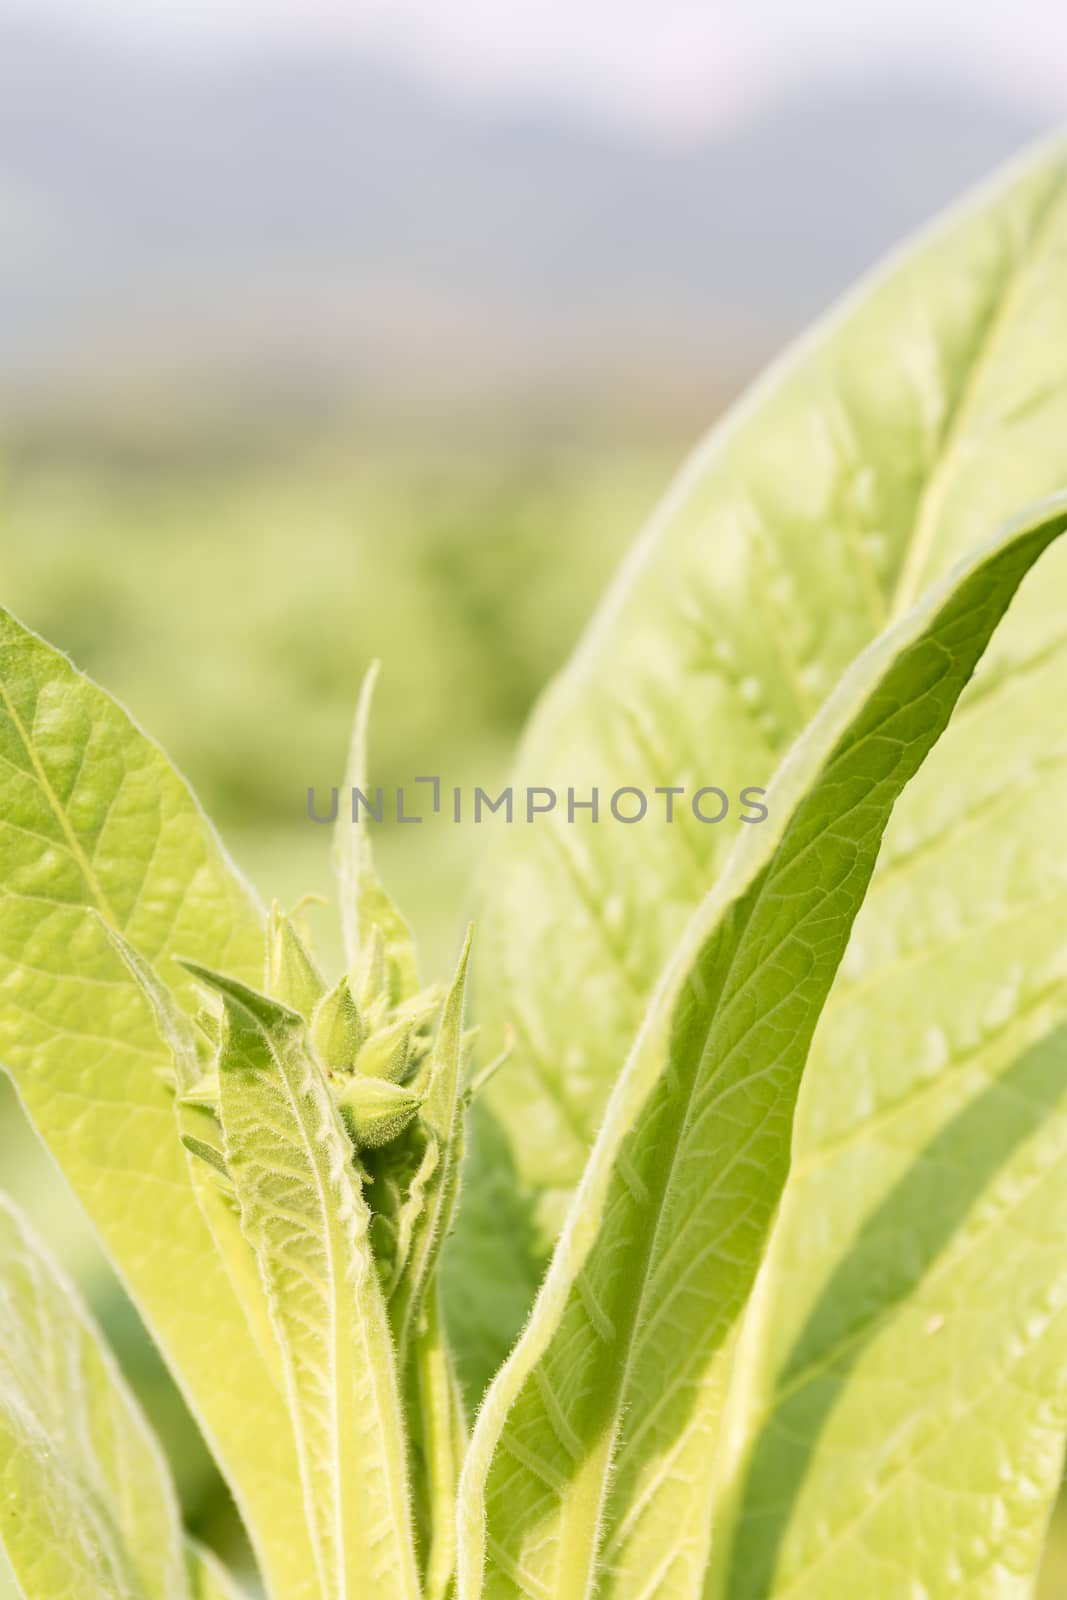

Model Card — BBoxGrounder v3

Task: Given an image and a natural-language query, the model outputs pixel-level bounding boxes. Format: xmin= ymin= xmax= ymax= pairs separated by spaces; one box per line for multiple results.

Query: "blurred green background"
xmin=2 ymin=2 xmax=1067 ymax=1592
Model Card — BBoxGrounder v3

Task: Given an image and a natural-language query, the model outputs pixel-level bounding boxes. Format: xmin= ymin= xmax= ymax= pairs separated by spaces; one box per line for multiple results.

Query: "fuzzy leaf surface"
xmin=0 ymin=612 xmax=315 ymax=1597
xmin=198 ymin=966 xmax=420 ymax=1600
xmin=334 ymin=663 xmax=419 ymax=999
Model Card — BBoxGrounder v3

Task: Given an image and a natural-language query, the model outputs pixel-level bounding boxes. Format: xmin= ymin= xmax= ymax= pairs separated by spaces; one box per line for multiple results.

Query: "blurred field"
xmin=0 ymin=417 xmax=684 ymax=939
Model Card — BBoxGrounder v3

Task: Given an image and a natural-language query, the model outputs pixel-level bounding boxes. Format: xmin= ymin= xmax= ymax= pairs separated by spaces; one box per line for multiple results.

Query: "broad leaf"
xmin=705 ymin=1025 xmax=1067 ymax=1599
xmin=0 ymin=1193 xmax=188 ymax=1600
xmin=456 ymin=501 xmax=1067 ymax=1600
xmin=0 ymin=612 xmax=316 ymax=1597
xmin=453 ymin=149 xmax=1067 ymax=1397
xmin=186 ymin=964 xmax=421 ymax=1600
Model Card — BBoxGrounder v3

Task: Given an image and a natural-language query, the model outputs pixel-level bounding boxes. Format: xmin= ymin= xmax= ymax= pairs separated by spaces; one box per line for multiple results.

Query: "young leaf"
xmin=392 ymin=926 xmax=474 ymax=1369
xmin=184 ymin=963 xmax=421 ymax=1600
xmin=267 ymin=902 xmax=328 ymax=1016
xmin=0 ymin=610 xmax=316 ymax=1598
xmin=98 ymin=922 xmax=283 ymax=1387
xmin=0 ymin=1193 xmax=189 ymax=1600
xmin=453 ymin=147 xmax=1067 ymax=1394
xmin=312 ymin=975 xmax=365 ymax=1069
xmin=414 ymin=1282 xmax=469 ymax=1600
xmin=334 ymin=662 xmax=420 ymax=1000
xmin=457 ymin=500 xmax=1067 ymax=1600
xmin=388 ymin=931 xmax=473 ymax=1598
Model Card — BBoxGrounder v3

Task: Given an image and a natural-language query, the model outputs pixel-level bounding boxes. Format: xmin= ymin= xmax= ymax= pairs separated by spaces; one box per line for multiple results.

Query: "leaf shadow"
xmin=720 ymin=1023 xmax=1067 ymax=1599
xmin=442 ymin=1098 xmax=545 ymax=1411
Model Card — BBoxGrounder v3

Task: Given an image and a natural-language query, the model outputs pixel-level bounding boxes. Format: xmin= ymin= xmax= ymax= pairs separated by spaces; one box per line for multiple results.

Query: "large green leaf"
xmin=0 ymin=612 xmax=316 ymax=1597
xmin=705 ymin=1025 xmax=1067 ymax=1600
xmin=456 ymin=501 xmax=1067 ymax=1600
xmin=186 ymin=964 xmax=421 ymax=1600
xmin=0 ymin=1193 xmax=189 ymax=1600
xmin=452 ymin=143 xmax=1067 ymax=1395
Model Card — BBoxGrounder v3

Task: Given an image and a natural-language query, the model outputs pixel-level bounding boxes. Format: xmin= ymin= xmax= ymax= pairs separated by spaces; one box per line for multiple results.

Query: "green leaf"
xmin=267 ymin=902 xmax=328 ymax=1016
xmin=389 ymin=931 xmax=473 ymax=1600
xmin=0 ymin=1193 xmax=189 ymax=1600
xmin=312 ymin=975 xmax=365 ymax=1069
xmin=454 ymin=150 xmax=1067 ymax=1382
xmin=0 ymin=611 xmax=316 ymax=1597
xmin=188 ymin=964 xmax=421 ymax=1600
xmin=391 ymin=926 xmax=474 ymax=1369
xmin=334 ymin=662 xmax=420 ymax=1000
xmin=454 ymin=150 xmax=1067 ymax=1400
xmin=184 ymin=1543 xmax=248 ymax=1600
xmin=705 ymin=1026 xmax=1067 ymax=1600
xmin=413 ymin=1282 xmax=469 ymax=1600
xmin=456 ymin=500 xmax=1067 ymax=1600
xmin=101 ymin=926 xmax=283 ymax=1386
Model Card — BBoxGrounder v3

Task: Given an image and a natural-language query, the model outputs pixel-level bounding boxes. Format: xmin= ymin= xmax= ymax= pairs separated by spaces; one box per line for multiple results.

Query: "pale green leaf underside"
xmin=457 ymin=501 xmax=1067 ymax=1600
xmin=0 ymin=1194 xmax=188 ymax=1600
xmin=0 ymin=611 xmax=316 ymax=1598
xmin=454 ymin=149 xmax=1067 ymax=1402
xmin=205 ymin=971 xmax=420 ymax=1600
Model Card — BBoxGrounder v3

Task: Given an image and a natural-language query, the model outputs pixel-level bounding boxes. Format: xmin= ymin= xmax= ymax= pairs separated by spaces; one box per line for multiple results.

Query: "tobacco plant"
xmin=3 ymin=148 xmax=1067 ymax=1600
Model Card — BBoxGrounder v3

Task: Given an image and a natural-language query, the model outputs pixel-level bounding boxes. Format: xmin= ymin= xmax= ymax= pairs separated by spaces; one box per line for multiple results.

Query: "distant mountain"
xmin=0 ymin=17 xmax=1048 ymax=408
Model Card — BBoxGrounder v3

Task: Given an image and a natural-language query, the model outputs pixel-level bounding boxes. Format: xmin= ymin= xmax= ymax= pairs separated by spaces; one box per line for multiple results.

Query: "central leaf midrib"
xmin=552 ymin=900 xmax=765 ymax=1597
xmin=268 ymin=1023 xmax=348 ymax=1600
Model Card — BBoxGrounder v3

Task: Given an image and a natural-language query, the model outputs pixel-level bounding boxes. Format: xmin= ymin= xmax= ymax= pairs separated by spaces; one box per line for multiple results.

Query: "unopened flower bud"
xmin=336 ymin=1075 xmax=421 ymax=1149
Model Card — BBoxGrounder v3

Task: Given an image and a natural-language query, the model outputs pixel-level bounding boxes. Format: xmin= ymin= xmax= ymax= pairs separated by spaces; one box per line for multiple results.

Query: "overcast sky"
xmin=4 ymin=0 xmax=1067 ymax=137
